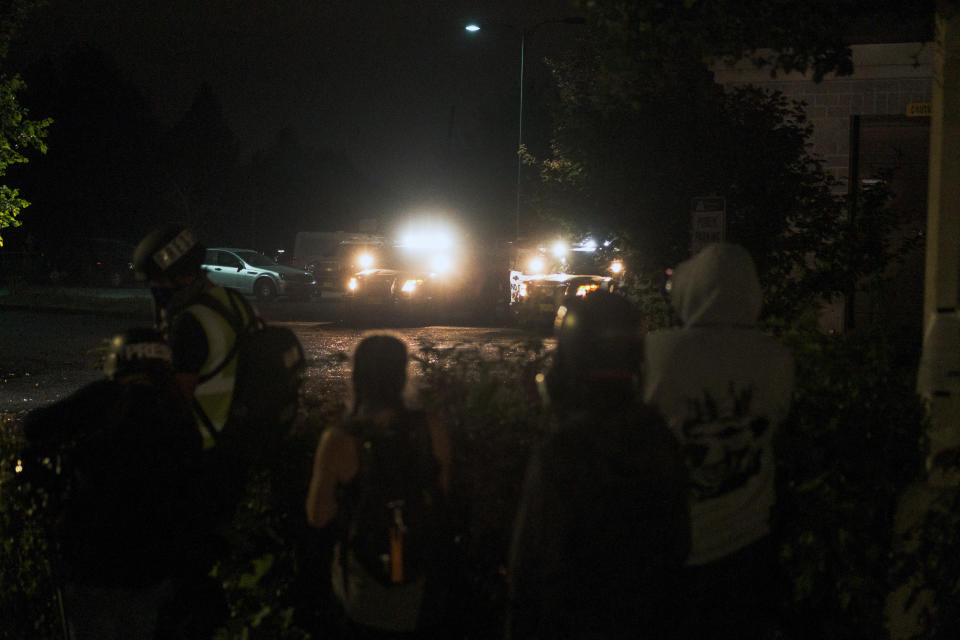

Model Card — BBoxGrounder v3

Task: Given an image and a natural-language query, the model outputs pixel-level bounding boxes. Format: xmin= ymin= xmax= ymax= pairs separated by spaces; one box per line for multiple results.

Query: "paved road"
xmin=0 ymin=309 xmax=544 ymax=414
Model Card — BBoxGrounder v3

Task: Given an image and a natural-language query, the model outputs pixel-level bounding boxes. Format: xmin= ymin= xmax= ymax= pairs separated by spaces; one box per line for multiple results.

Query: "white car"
xmin=202 ymin=248 xmax=317 ymax=301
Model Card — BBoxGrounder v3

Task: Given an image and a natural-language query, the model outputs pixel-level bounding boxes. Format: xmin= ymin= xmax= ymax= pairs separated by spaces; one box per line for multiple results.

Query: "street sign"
xmin=691 ymin=196 xmax=726 ymax=255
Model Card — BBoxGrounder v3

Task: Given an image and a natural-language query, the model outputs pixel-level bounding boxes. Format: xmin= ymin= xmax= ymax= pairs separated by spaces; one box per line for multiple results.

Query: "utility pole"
xmin=888 ymin=5 xmax=960 ymax=637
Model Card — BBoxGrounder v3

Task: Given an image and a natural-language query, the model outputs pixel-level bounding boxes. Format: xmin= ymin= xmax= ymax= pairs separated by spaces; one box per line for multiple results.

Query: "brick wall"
xmin=713 ymin=43 xmax=934 ymax=333
xmin=713 ymin=43 xmax=934 ymax=182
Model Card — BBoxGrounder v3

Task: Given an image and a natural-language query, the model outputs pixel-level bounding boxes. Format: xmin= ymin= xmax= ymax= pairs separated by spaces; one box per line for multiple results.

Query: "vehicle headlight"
xmin=610 ymin=261 xmax=624 ymax=274
xmin=357 ymin=252 xmax=375 ymax=269
xmin=401 ymin=279 xmax=421 ymax=293
xmin=576 ymin=284 xmax=599 ymax=297
xmin=348 ymin=277 xmax=358 ymax=291
xmin=518 ymin=282 xmax=528 ymax=298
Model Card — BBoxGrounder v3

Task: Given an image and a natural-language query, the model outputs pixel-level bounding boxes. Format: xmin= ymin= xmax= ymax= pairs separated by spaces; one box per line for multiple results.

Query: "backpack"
xmin=194 ymin=288 xmax=305 ymax=457
xmin=332 ymin=410 xmax=449 ymax=631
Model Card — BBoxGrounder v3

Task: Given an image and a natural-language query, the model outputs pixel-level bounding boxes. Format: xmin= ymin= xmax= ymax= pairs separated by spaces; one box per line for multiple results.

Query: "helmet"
xmin=133 ymin=224 xmax=205 ymax=280
xmin=103 ymin=327 xmax=174 ymax=380
xmin=547 ymin=291 xmax=641 ymax=407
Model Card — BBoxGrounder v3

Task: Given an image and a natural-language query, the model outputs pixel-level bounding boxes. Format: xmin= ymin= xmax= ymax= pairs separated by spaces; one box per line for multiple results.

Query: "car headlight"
xmin=401 ymin=279 xmax=422 ymax=293
xmin=348 ymin=277 xmax=358 ymax=291
xmin=357 ymin=252 xmax=375 ymax=269
xmin=518 ymin=282 xmax=528 ymax=298
xmin=576 ymin=284 xmax=599 ymax=297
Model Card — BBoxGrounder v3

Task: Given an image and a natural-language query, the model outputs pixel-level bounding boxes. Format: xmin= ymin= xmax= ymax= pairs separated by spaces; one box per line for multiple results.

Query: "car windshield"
xmin=236 ymin=251 xmax=276 ymax=267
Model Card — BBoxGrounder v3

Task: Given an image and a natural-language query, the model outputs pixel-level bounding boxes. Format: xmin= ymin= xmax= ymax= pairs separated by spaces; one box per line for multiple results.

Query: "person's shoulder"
xmin=321 ymin=423 xmax=357 ymax=448
xmin=23 ymin=379 xmax=118 ymax=440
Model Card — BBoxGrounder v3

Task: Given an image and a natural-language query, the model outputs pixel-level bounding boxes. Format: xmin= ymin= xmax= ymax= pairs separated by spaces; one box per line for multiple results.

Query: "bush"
xmin=0 ymin=410 xmax=61 ymax=640
xmin=1 ymin=325 xmax=941 ymax=639
xmin=773 ymin=323 xmax=927 ymax=638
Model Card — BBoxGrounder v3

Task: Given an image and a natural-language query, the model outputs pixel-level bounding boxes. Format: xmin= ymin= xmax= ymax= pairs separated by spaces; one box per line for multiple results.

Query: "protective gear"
xmin=184 ymin=287 xmax=256 ymax=449
xmin=152 ymin=276 xmax=208 ymax=329
xmin=134 ymin=224 xmax=205 ymax=281
xmin=103 ymin=328 xmax=174 ymax=381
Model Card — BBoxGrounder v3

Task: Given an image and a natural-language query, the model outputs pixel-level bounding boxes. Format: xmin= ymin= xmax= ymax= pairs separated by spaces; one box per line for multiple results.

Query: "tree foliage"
xmin=526 ymin=0 xmax=927 ymax=323
xmin=0 ymin=0 xmax=50 ymax=247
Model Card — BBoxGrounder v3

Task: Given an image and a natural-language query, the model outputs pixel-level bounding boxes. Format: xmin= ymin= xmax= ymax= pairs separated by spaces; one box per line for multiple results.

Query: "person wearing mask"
xmin=133 ymin=224 xmax=257 ymax=454
xmin=506 ymin=291 xmax=691 ymax=640
xmin=22 ymin=328 xmax=202 ymax=640
xmin=643 ymin=243 xmax=795 ymax=638
xmin=306 ymin=334 xmax=453 ymax=638
xmin=133 ymin=223 xmax=260 ymax=636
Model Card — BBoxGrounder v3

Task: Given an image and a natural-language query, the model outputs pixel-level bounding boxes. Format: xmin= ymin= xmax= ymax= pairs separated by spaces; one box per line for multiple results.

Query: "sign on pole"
xmin=691 ymin=196 xmax=726 ymax=255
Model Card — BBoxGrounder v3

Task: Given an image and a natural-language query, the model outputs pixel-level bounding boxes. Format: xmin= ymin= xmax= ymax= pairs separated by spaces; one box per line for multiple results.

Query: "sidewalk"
xmin=0 ymin=284 xmax=154 ymax=319
xmin=0 ymin=283 xmax=343 ymax=322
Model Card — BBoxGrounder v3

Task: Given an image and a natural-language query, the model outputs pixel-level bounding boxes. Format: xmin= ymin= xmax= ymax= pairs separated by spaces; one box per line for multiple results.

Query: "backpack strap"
xmin=192 ymin=288 xmax=256 ymax=384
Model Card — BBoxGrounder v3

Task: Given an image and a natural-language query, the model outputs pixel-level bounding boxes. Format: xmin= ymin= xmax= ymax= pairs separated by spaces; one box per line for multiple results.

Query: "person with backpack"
xmin=133 ymin=224 xmax=304 ymax=494
xmin=306 ymin=334 xmax=453 ymax=638
xmin=22 ymin=328 xmax=203 ymax=640
xmin=134 ymin=223 xmax=305 ymax=636
xmin=506 ymin=291 xmax=691 ymax=640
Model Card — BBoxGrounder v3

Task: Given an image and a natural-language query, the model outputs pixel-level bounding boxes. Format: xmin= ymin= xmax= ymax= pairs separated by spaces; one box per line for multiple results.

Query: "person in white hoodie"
xmin=643 ymin=243 xmax=794 ymax=638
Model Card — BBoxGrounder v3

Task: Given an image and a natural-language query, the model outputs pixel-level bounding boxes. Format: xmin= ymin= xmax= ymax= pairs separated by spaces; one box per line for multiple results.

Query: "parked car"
xmin=202 ymin=248 xmax=317 ymax=301
xmin=340 ymin=267 xmax=435 ymax=324
xmin=512 ymin=273 xmax=615 ymax=327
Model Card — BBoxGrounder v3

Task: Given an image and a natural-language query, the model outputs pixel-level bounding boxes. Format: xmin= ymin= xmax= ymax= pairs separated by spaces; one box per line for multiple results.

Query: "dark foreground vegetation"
xmin=2 ymin=307 xmax=957 ymax=639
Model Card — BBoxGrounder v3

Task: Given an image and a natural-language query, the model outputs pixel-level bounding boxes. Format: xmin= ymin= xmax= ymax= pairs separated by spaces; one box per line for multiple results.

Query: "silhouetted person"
xmin=306 ymin=334 xmax=453 ymax=638
xmin=22 ymin=328 xmax=202 ymax=640
xmin=643 ymin=243 xmax=794 ymax=638
xmin=506 ymin=291 xmax=691 ymax=640
xmin=134 ymin=224 xmax=260 ymax=636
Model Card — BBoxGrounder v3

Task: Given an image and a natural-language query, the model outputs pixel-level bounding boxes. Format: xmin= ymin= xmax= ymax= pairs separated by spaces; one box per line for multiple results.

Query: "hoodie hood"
xmin=670 ymin=243 xmax=762 ymax=327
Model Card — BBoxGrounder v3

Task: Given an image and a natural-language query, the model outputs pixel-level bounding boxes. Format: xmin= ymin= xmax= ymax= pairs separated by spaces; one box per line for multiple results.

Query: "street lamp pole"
xmin=516 ymin=29 xmax=526 ymax=242
xmin=466 ymin=17 xmax=585 ymax=242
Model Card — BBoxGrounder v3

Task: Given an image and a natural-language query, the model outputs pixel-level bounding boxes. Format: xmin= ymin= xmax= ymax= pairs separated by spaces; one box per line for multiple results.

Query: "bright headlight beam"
xmin=357 ymin=252 xmax=374 ymax=269
xmin=431 ymin=255 xmax=452 ymax=274
xmin=551 ymin=240 xmax=568 ymax=259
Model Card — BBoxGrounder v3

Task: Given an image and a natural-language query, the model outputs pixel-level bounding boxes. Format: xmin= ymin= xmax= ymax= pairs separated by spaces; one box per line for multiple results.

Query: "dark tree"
xmin=10 ymin=43 xmax=162 ymax=259
xmin=527 ymin=0 xmax=933 ymax=319
xmin=158 ymin=81 xmax=239 ymax=241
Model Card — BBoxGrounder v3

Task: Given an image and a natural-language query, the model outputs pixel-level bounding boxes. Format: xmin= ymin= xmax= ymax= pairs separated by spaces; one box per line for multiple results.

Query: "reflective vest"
xmin=185 ymin=287 xmax=254 ymax=450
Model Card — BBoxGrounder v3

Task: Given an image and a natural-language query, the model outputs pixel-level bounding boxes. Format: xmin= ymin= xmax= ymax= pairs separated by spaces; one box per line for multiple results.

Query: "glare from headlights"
xmin=401 ymin=279 xmax=420 ymax=293
xmin=610 ymin=261 xmax=624 ymax=274
xmin=348 ymin=277 xmax=358 ymax=291
xmin=551 ymin=240 xmax=568 ymax=259
xmin=430 ymin=254 xmax=453 ymax=274
xmin=357 ymin=252 xmax=375 ymax=269
xmin=398 ymin=224 xmax=457 ymax=252
xmin=528 ymin=257 xmax=545 ymax=274
xmin=576 ymin=283 xmax=599 ymax=297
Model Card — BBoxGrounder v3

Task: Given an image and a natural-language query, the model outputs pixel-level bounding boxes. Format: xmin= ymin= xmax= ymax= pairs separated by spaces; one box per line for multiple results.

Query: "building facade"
xmin=714 ymin=43 xmax=934 ymax=334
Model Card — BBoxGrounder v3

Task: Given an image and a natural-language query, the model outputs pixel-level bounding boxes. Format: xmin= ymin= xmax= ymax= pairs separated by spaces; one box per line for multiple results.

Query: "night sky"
xmin=16 ymin=0 xmax=586 ymax=233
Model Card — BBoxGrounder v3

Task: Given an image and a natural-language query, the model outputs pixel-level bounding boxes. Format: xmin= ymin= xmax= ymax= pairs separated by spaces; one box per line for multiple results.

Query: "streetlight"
xmin=465 ymin=17 xmax=586 ymax=241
